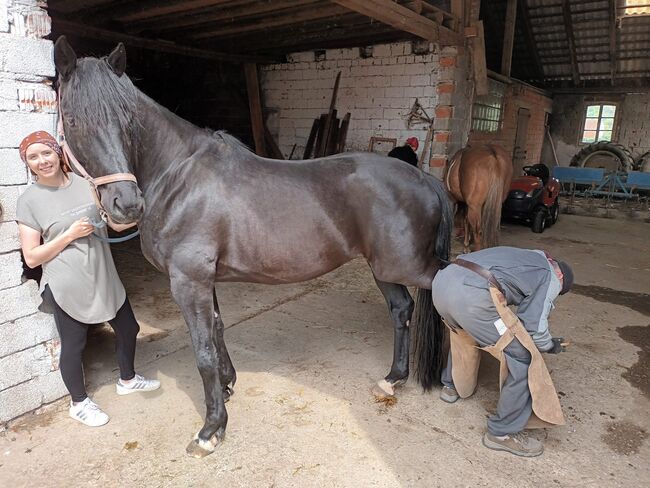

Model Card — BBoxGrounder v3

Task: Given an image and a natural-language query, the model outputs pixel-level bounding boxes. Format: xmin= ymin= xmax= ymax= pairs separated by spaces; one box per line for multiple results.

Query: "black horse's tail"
xmin=411 ymin=180 xmax=454 ymax=391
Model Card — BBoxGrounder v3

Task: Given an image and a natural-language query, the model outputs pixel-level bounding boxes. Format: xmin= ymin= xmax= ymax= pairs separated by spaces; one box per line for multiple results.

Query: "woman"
xmin=16 ymin=131 xmax=159 ymax=427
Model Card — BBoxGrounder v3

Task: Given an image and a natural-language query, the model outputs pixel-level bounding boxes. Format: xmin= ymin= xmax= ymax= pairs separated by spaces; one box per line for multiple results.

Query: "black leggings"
xmin=43 ymin=286 xmax=140 ymax=402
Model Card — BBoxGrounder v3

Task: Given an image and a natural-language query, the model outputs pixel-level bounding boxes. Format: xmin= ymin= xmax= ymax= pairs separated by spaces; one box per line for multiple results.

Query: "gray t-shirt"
xmin=16 ymin=173 xmax=126 ymax=323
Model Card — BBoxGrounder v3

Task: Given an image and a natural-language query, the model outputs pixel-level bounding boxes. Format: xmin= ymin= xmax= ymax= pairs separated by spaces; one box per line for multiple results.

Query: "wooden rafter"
xmin=501 ymin=0 xmax=517 ymax=76
xmin=561 ymin=0 xmax=580 ymax=85
xmin=75 ymin=0 xmax=233 ymax=23
xmin=53 ymin=19 xmax=277 ymax=64
xmin=518 ymin=0 xmax=544 ymax=81
xmin=331 ymin=0 xmax=441 ymax=41
xmin=609 ymin=0 xmax=617 ymax=85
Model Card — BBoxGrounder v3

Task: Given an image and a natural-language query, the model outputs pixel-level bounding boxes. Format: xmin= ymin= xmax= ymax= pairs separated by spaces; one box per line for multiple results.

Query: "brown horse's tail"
xmin=412 ymin=177 xmax=453 ymax=391
xmin=480 ymin=147 xmax=509 ymax=248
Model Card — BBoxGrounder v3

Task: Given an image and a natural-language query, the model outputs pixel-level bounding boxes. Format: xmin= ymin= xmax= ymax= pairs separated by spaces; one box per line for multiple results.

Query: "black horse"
xmin=54 ymin=37 xmax=451 ymax=457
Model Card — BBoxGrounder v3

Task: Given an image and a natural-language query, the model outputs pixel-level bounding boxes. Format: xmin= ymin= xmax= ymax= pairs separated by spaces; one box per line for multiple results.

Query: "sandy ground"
xmin=1 ymin=211 xmax=648 ymax=487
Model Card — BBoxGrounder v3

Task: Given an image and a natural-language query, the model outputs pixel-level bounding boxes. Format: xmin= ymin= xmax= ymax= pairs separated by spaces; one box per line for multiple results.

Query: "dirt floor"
xmin=1 ymin=211 xmax=649 ymax=487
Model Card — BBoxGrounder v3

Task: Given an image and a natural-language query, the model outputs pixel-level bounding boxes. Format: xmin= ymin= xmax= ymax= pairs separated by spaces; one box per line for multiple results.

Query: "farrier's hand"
xmin=66 ymin=218 xmax=94 ymax=240
xmin=547 ymin=337 xmax=565 ymax=354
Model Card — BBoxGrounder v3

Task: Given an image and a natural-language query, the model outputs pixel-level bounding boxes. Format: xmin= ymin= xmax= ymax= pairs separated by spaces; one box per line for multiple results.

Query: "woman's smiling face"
xmin=25 ymin=143 xmax=63 ymax=180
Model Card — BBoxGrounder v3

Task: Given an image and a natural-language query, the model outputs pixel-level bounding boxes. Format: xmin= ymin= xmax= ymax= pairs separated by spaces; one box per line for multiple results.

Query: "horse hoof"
xmin=371 ymin=379 xmax=400 ymax=400
xmin=223 ymin=385 xmax=234 ymax=403
xmin=186 ymin=434 xmax=220 ymax=458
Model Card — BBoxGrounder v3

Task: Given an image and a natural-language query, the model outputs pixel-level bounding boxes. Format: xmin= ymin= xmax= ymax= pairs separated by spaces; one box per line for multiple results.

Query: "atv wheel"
xmin=532 ymin=207 xmax=547 ymax=233
xmin=548 ymin=198 xmax=559 ymax=226
xmin=570 ymin=141 xmax=634 ymax=172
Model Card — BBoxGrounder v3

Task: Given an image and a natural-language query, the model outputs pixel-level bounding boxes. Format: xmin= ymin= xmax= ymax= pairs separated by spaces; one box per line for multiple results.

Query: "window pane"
xmin=601 ymin=105 xmax=616 ymax=117
xmin=582 ymin=130 xmax=597 ymax=143
xmin=585 ymin=118 xmax=599 ymax=130
xmin=598 ymin=130 xmax=612 ymax=141
xmin=586 ymin=105 xmax=601 ymax=117
xmin=600 ymin=118 xmax=614 ymax=130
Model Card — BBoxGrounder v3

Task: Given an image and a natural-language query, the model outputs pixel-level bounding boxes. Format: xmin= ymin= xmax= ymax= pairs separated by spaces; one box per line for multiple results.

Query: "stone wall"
xmin=0 ymin=0 xmax=67 ymax=424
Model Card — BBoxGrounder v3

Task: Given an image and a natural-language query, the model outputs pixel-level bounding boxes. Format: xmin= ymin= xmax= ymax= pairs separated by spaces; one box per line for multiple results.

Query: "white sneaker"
xmin=116 ymin=374 xmax=161 ymax=395
xmin=69 ymin=398 xmax=109 ymax=427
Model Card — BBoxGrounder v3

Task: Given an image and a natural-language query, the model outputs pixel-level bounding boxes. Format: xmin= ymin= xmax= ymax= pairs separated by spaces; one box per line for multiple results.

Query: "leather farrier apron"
xmin=447 ymin=259 xmax=565 ymax=428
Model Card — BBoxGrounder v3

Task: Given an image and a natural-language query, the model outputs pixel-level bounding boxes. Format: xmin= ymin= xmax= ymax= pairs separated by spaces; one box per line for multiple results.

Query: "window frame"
xmin=471 ymin=78 xmax=506 ymax=134
xmin=579 ymin=102 xmax=620 ymax=145
xmin=622 ymin=0 xmax=650 ymax=17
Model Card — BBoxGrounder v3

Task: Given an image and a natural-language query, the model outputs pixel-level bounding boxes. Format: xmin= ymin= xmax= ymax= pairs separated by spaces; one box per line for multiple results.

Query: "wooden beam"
xmin=472 ymin=20 xmax=488 ymax=95
xmin=53 ymin=19 xmax=277 ymax=64
xmin=501 ymin=0 xmax=517 ymax=77
xmin=451 ymin=0 xmax=464 ymax=26
xmin=609 ymin=0 xmax=617 ymax=85
xmin=78 ymin=0 xmax=233 ymax=23
xmin=561 ymin=0 xmax=581 ymax=85
xmin=518 ymin=0 xmax=544 ymax=81
xmin=187 ymin=5 xmax=350 ymax=40
xmin=331 ymin=0 xmax=440 ymax=41
xmin=243 ymin=64 xmax=267 ymax=157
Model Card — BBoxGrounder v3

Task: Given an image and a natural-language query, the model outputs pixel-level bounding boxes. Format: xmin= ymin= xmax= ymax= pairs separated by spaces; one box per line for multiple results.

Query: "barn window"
xmin=581 ymin=104 xmax=617 ymax=143
xmin=471 ymin=79 xmax=505 ymax=133
xmin=623 ymin=0 xmax=650 ymax=16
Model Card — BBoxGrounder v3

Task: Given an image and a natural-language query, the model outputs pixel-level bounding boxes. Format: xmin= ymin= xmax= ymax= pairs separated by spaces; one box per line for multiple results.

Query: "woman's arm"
xmin=19 ymin=218 xmax=94 ymax=268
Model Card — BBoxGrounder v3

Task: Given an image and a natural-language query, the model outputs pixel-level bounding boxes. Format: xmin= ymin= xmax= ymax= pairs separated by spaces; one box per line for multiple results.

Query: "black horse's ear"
xmin=54 ymin=36 xmax=77 ymax=81
xmin=107 ymin=42 xmax=127 ymax=77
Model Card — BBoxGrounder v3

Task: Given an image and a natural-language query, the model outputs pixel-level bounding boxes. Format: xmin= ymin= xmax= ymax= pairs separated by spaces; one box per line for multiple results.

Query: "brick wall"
xmin=0 ymin=0 xmax=67 ymax=424
xmin=547 ymin=93 xmax=650 ymax=165
xmin=259 ymin=41 xmax=469 ymax=177
xmin=469 ymin=78 xmax=553 ymax=174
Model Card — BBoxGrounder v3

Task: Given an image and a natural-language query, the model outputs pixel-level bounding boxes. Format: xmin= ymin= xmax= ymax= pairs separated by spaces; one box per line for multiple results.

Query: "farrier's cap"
xmin=557 ymin=260 xmax=574 ymax=295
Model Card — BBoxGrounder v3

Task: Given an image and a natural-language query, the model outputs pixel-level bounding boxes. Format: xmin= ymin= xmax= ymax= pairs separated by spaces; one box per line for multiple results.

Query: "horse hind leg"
xmin=170 ymin=272 xmax=228 ymax=458
xmin=213 ymin=290 xmax=236 ymax=401
xmin=467 ymin=204 xmax=483 ymax=251
xmin=371 ymin=279 xmax=414 ymax=399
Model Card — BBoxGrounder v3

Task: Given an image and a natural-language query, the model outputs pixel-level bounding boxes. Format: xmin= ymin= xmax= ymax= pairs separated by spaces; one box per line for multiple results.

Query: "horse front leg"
xmin=170 ymin=272 xmax=227 ymax=458
xmin=213 ymin=290 xmax=236 ymax=401
xmin=371 ymin=279 xmax=414 ymax=399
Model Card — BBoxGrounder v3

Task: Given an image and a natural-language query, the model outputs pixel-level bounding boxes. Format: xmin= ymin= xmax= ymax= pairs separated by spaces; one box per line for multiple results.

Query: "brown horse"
xmin=445 ymin=145 xmax=513 ymax=252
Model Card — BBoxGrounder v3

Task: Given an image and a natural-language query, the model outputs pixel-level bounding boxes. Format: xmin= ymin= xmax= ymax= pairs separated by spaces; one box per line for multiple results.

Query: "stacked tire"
xmin=570 ymin=141 xmax=635 ymax=172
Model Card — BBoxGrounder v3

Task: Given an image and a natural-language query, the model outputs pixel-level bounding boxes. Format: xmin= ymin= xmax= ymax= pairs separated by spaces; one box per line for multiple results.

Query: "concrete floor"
xmin=1 ymin=212 xmax=648 ymax=487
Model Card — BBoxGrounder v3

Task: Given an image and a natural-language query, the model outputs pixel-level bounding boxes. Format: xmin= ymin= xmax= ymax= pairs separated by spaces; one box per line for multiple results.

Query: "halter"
xmin=57 ymin=89 xmax=140 ymax=243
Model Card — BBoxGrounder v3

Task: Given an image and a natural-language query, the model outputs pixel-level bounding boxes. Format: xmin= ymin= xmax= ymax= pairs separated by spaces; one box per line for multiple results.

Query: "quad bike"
xmin=502 ymin=164 xmax=561 ymax=233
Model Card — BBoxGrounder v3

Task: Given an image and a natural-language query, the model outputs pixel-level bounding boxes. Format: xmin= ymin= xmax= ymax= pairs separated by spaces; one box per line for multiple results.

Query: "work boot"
xmin=439 ymin=385 xmax=459 ymax=403
xmin=482 ymin=431 xmax=544 ymax=457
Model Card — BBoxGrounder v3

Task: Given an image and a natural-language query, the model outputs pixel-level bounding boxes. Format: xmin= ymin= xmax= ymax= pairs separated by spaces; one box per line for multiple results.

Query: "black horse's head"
xmin=54 ymin=36 xmax=144 ymax=223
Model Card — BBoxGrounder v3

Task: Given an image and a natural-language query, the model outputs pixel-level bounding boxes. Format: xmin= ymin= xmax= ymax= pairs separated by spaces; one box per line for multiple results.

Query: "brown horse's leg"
xmin=467 ymin=204 xmax=483 ymax=251
xmin=371 ymin=279 xmax=414 ymax=399
xmin=170 ymin=272 xmax=227 ymax=458
xmin=463 ymin=214 xmax=471 ymax=253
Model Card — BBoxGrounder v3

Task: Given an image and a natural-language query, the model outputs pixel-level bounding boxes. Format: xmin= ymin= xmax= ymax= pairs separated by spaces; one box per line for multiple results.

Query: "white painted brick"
xmin=385 ymin=86 xmax=404 ymax=98
xmin=0 ymin=370 xmax=67 ymax=422
xmin=0 ymin=110 xmax=56 ymax=147
xmin=0 ymin=251 xmax=22 ymax=291
xmin=390 ymin=119 xmax=405 ymax=130
xmin=384 ymin=108 xmax=405 ymax=119
xmin=390 ymin=75 xmax=411 ymax=86
xmin=0 ymin=149 xmax=28 ymax=185
xmin=0 ymin=35 xmax=54 ymax=77
xmin=0 ymin=184 xmax=24 ymax=221
xmin=373 ymin=44 xmax=391 ymax=58
xmin=404 ymin=86 xmax=425 ymax=98
xmin=390 ymin=43 xmax=405 ymax=56
xmin=0 ymin=220 xmax=19 ymax=253
xmin=404 ymin=63 xmax=427 ymax=75
xmin=410 ymin=75 xmax=431 ymax=87
xmin=0 ymin=311 xmax=57 ymax=358
xmin=287 ymin=51 xmax=314 ymax=63
xmin=0 ymin=0 xmax=7 ymax=33
xmin=0 ymin=343 xmax=52 ymax=390
xmin=337 ymin=59 xmax=351 ymax=68
xmin=0 ymin=280 xmax=39 ymax=325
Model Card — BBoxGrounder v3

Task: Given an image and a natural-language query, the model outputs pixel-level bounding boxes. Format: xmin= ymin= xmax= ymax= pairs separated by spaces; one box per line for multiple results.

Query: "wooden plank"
xmin=188 ymin=5 xmax=350 ymax=40
xmin=318 ymin=72 xmax=341 ymax=157
xmin=332 ymin=0 xmax=440 ymax=41
xmin=561 ymin=0 xmax=581 ymax=85
xmin=501 ymin=0 xmax=517 ymax=77
xmin=472 ymin=21 xmax=488 ymax=96
xmin=326 ymin=118 xmax=340 ymax=156
xmin=518 ymin=0 xmax=544 ymax=81
xmin=609 ymin=0 xmax=617 ymax=85
xmin=451 ymin=0 xmax=464 ymax=26
xmin=243 ymin=63 xmax=267 ymax=157
xmin=313 ymin=114 xmax=329 ymax=158
xmin=337 ymin=113 xmax=351 ymax=153
xmin=303 ymin=119 xmax=320 ymax=159
xmin=76 ymin=0 xmax=232 ymax=22
xmin=52 ymin=19 xmax=276 ymax=64
xmin=264 ymin=125 xmax=284 ymax=160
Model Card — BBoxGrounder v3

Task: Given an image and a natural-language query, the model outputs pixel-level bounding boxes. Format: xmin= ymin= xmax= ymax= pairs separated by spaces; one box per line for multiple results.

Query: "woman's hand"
xmin=65 ymin=217 xmax=95 ymax=240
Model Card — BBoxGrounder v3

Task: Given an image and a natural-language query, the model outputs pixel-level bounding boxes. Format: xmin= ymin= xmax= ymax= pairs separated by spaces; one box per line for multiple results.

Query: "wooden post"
xmin=472 ymin=21 xmax=488 ymax=96
xmin=244 ymin=63 xmax=267 ymax=157
xmin=561 ymin=0 xmax=580 ymax=85
xmin=501 ymin=0 xmax=517 ymax=77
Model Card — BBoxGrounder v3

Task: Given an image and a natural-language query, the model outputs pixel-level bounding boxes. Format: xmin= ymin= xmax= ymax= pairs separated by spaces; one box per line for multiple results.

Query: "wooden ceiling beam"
xmin=77 ymin=0 xmax=234 ymax=23
xmin=52 ymin=19 xmax=278 ymax=64
xmin=184 ymin=5 xmax=351 ymax=40
xmin=561 ymin=0 xmax=581 ymax=85
xmin=609 ymin=0 xmax=617 ymax=85
xmin=518 ymin=0 xmax=544 ymax=81
xmin=501 ymin=0 xmax=517 ymax=76
xmin=331 ymin=0 xmax=440 ymax=42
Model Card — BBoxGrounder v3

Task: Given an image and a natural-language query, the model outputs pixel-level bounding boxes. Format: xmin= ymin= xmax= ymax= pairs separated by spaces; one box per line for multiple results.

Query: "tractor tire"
xmin=636 ymin=150 xmax=650 ymax=172
xmin=548 ymin=198 xmax=559 ymax=226
xmin=570 ymin=141 xmax=634 ymax=172
xmin=531 ymin=207 xmax=547 ymax=234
